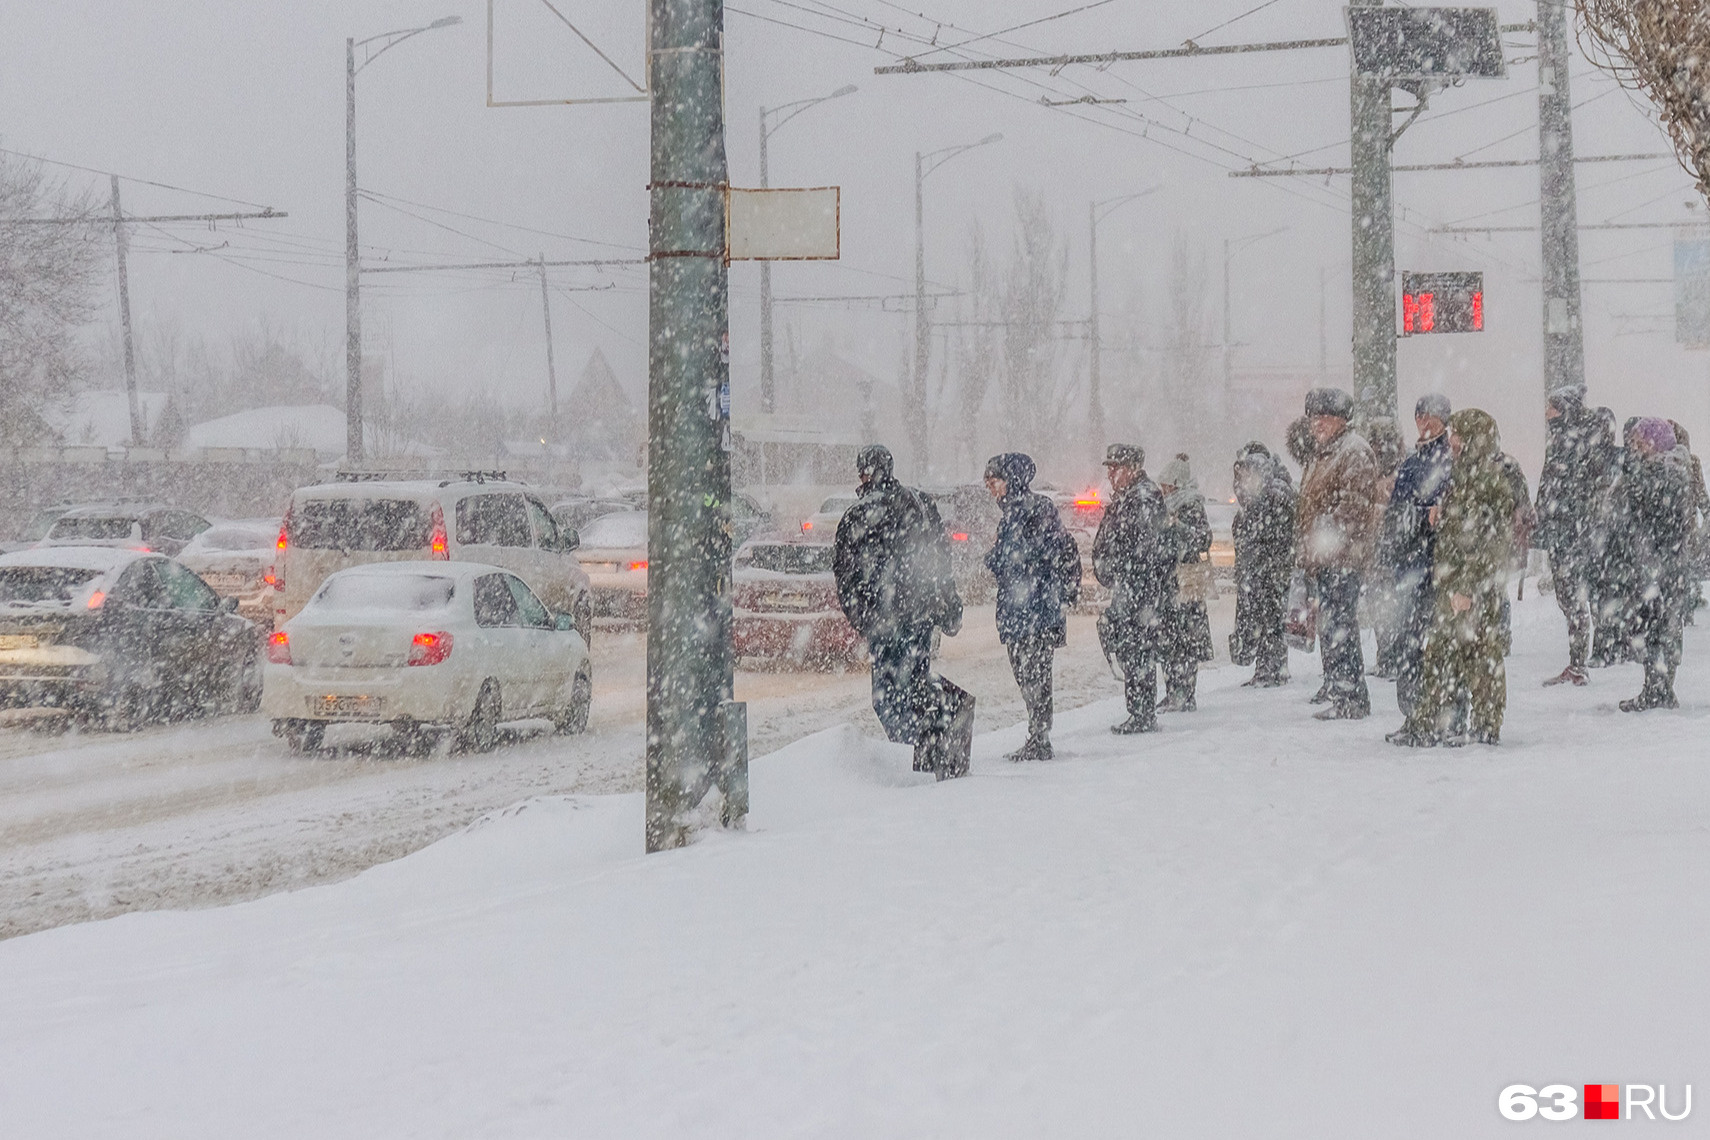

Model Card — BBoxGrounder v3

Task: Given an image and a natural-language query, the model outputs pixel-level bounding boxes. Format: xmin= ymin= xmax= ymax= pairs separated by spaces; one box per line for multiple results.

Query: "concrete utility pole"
xmin=757 ymin=85 xmax=855 ymax=417
xmin=536 ymin=254 xmax=560 ymax=439
xmin=108 ymin=176 xmax=142 ymax=447
xmin=1348 ymin=0 xmax=1397 ymax=422
xmin=646 ymin=0 xmax=746 ymax=852
xmin=1537 ymin=0 xmax=1587 ymax=396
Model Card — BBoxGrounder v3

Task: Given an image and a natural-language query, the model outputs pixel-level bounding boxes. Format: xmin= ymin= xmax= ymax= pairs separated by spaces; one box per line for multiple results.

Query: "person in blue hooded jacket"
xmin=984 ymin=452 xmax=1080 ymax=762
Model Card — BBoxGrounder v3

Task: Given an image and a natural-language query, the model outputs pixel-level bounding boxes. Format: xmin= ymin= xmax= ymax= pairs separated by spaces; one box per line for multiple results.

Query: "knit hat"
xmin=1102 ymin=443 xmax=1145 ymax=469
xmin=1632 ymin=416 xmax=1680 ymax=456
xmin=1158 ymin=453 xmax=1193 ymax=489
xmin=1414 ymin=393 xmax=1451 ymax=422
xmin=856 ymin=444 xmax=894 ymax=481
xmin=1304 ymin=387 xmax=1354 ymax=418
xmin=1546 ymin=383 xmax=1587 ymax=413
xmin=983 ymin=452 xmax=1036 ymax=491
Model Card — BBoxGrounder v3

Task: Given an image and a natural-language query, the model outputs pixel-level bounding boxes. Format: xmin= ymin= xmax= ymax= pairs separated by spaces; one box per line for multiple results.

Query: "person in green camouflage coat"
xmin=1389 ymin=408 xmax=1517 ymax=747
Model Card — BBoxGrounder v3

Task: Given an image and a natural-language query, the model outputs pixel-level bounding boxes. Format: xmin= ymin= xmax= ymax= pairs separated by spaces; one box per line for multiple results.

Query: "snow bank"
xmin=1 ymin=599 xmax=1707 ymax=1138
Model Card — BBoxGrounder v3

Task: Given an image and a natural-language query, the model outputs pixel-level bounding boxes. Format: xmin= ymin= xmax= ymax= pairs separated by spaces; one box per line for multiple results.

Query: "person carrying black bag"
xmin=1092 ymin=444 xmax=1177 ymax=735
xmin=833 ymin=445 xmax=965 ymax=755
xmin=984 ymin=452 xmax=1082 ymax=762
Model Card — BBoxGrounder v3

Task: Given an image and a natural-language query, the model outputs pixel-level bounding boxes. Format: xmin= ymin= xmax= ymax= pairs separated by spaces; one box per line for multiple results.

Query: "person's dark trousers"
xmin=1165 ymin=654 xmax=1198 ymax=705
xmin=1005 ymin=635 xmax=1055 ymax=747
xmin=868 ymin=623 xmax=935 ymax=743
xmin=1550 ymin=551 xmax=1593 ymax=669
xmin=1312 ymin=567 xmax=1369 ymax=714
xmin=1394 ymin=574 xmax=1434 ymax=717
xmin=1249 ymin=577 xmax=1289 ymax=682
xmin=1118 ymin=647 xmax=1158 ymax=727
xmin=1639 ymin=590 xmax=1685 ymax=703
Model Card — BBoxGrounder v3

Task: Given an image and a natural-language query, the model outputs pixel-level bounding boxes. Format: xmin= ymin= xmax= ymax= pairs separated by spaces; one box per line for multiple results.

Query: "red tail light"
xmin=951 ymin=532 xmax=969 ymax=542
xmin=429 ymin=503 xmax=449 ymax=560
xmin=628 ymin=560 xmax=648 ymax=571
xmin=265 ymin=568 xmax=281 ymax=591
xmin=86 ymin=590 xmax=106 ymax=610
xmin=276 ymin=509 xmax=289 ymax=552
xmin=408 ymin=631 xmax=453 ymax=666
xmin=267 ymin=630 xmax=292 ymax=665
xmin=801 ymin=520 xmax=813 ymax=531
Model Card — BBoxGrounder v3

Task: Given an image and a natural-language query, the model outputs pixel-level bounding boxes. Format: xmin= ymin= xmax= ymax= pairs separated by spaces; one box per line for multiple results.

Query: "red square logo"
xmin=1585 ymin=1084 xmax=1620 ymax=1120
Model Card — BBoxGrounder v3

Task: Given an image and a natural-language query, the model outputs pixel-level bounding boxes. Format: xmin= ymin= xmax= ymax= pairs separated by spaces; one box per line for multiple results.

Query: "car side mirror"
xmin=560 ymin=528 xmax=580 ymax=552
xmin=555 ymin=613 xmax=575 ymax=632
xmin=221 ymin=597 xmax=240 ymax=614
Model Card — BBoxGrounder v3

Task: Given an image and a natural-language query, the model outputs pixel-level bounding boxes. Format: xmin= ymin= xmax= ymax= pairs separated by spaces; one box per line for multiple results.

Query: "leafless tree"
xmin=1000 ymin=188 xmax=1069 ymax=459
xmin=1577 ymin=1 xmax=1710 ymax=200
xmin=0 ymin=155 xmax=105 ymax=444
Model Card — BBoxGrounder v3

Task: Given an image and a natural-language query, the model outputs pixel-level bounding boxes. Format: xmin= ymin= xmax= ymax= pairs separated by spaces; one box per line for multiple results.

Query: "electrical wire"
xmin=0 ymin=145 xmax=277 ymax=209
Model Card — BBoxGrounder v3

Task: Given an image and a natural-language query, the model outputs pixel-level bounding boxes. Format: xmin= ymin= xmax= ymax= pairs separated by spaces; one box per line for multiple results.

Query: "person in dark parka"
xmin=983 ymin=452 xmax=1080 ymax=761
xmin=1231 ymin=442 xmax=1297 ymax=687
xmin=1589 ymin=418 xmax=1643 ymax=668
xmin=1379 ymin=394 xmax=1454 ymax=717
xmin=1620 ymin=417 xmax=1697 ymax=711
xmin=1157 ymin=453 xmax=1214 ymax=711
xmin=1092 ymin=443 xmax=1178 ymax=734
xmin=833 ymin=444 xmax=963 ymax=743
xmin=1536 ymin=384 xmax=1617 ymax=685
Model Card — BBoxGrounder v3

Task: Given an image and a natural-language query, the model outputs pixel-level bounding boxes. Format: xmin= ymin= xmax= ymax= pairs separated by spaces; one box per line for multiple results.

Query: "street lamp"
xmin=1222 ymin=226 xmax=1290 ymax=396
xmin=757 ymin=83 xmax=857 ymax=416
xmin=1088 ymin=186 xmax=1161 ymax=445
xmin=346 ymin=15 xmax=461 ymax=466
xmin=911 ymin=132 xmax=1002 ymax=478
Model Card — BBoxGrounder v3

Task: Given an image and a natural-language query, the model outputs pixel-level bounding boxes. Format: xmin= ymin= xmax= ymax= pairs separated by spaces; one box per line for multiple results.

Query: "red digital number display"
xmin=1401 ymin=272 xmax=1484 ymax=335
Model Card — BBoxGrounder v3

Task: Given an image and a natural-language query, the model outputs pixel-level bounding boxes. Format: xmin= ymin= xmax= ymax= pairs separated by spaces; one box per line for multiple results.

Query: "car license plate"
xmin=0 ymin=634 xmax=40 ymax=650
xmin=312 ymin=694 xmax=383 ymax=719
xmin=204 ymin=573 xmax=249 ymax=591
xmin=763 ymin=591 xmax=810 ymax=610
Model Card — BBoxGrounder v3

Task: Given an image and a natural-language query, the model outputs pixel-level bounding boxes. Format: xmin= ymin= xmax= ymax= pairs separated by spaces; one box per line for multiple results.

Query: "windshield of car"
xmin=49 ymin=516 xmax=138 ymax=541
xmin=747 ymin=544 xmax=835 ymax=574
xmin=579 ymin=512 xmax=648 ymax=549
xmin=21 ymin=509 xmax=67 ymax=542
xmin=313 ymin=573 xmax=455 ymax=612
xmin=188 ymin=525 xmax=277 ymax=554
xmin=0 ymin=566 xmax=104 ymax=606
xmin=291 ymin=499 xmax=431 ymax=551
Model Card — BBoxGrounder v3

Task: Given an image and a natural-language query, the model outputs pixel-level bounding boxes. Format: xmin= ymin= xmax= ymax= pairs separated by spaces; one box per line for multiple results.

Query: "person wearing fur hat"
xmin=1389 ymin=409 xmax=1516 ymax=746
xmin=1536 ymin=384 xmax=1617 ymax=685
xmin=1157 ymin=454 xmax=1214 ymax=712
xmin=984 ymin=452 xmax=1082 ymax=761
xmin=1091 ymin=444 xmax=1177 ymax=734
xmin=1618 ymin=417 xmax=1698 ymax=711
xmin=1296 ymin=387 xmax=1381 ymax=720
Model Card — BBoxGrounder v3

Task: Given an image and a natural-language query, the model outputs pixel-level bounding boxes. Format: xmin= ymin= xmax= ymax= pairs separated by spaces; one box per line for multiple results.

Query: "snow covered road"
xmin=0 ymin=606 xmax=1131 ymax=939
xmin=1 ymin=592 xmax=1706 ymax=1137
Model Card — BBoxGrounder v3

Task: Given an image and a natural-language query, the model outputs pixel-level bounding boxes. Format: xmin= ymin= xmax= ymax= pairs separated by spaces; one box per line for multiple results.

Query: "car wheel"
xmin=102 ymin=683 xmax=148 ymax=732
xmin=457 ymin=680 xmax=501 ymax=753
xmin=277 ymin=719 xmax=324 ymax=754
xmin=554 ymin=670 xmax=592 ymax=735
xmin=574 ymin=595 xmax=594 ymax=649
xmin=394 ymin=720 xmax=437 ymax=758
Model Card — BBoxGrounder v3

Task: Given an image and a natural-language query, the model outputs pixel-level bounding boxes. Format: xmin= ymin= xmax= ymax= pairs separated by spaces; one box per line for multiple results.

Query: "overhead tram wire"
xmin=356 ymin=189 xmax=644 ymax=253
xmin=0 ymin=146 xmax=277 ymax=210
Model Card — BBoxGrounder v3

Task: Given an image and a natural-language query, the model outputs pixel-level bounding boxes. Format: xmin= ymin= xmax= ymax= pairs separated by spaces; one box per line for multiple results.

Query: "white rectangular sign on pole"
xmin=727 ymin=186 xmax=840 ymax=261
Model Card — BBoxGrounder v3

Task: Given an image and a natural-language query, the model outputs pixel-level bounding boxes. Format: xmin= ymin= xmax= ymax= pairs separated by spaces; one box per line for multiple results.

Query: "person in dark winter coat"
xmin=1231 ymin=442 xmax=1297 ymax=686
xmin=1619 ymin=417 xmax=1697 ymax=711
xmin=1389 ymin=409 xmax=1516 ymax=747
xmin=833 ymin=444 xmax=963 ymax=743
xmin=1362 ymin=418 xmax=1408 ymax=678
xmin=1669 ymin=420 xmax=1710 ymax=620
xmin=1536 ymin=384 xmax=1616 ymax=685
xmin=1157 ymin=454 xmax=1214 ymax=711
xmin=1092 ymin=444 xmax=1178 ymax=734
xmin=1589 ymin=418 xmax=1644 ymax=668
xmin=1379 ymin=394 xmax=1454 ymax=717
xmin=984 ymin=452 xmax=1080 ymax=761
xmin=1296 ymin=387 xmax=1381 ymax=720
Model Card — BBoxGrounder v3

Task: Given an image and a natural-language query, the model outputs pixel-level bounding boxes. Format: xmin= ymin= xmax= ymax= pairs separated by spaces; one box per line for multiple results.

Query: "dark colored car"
xmin=39 ymin=503 xmax=212 ymax=558
xmin=0 ymin=547 xmax=260 ymax=727
xmin=732 ymin=540 xmax=861 ymax=669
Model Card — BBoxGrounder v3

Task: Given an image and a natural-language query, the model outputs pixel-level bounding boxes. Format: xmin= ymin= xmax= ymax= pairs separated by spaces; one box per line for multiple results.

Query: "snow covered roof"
xmin=182 ymin=405 xmax=349 ymax=457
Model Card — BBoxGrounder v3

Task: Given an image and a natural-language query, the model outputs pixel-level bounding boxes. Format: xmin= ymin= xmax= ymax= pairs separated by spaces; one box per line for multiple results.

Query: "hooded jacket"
xmin=833 ymin=446 xmax=961 ymax=640
xmin=1233 ymin=448 xmax=1296 ymax=588
xmin=1535 ymin=390 xmax=1616 ymax=558
xmin=1381 ymin=430 xmax=1452 ymax=588
xmin=1433 ymin=409 xmax=1517 ymax=601
xmin=983 ymin=452 xmax=1077 ymax=645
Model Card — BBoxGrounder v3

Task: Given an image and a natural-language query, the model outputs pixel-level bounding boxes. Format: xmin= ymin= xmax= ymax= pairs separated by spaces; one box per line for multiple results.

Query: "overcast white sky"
xmin=3 ymin=1 xmax=1703 ymax=469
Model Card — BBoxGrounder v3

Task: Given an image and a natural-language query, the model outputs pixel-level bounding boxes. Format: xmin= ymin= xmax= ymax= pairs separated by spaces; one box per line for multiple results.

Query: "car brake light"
xmin=801 ymin=520 xmax=813 ymax=531
xmin=86 ymin=590 xmax=106 ymax=610
xmin=628 ymin=560 xmax=648 ymax=571
xmin=267 ymin=630 xmax=292 ymax=665
xmin=276 ymin=508 xmax=289 ymax=552
xmin=408 ymin=631 xmax=454 ymax=666
xmin=951 ymin=532 xmax=969 ymax=542
xmin=265 ymin=568 xmax=281 ymax=591
xmin=429 ymin=503 xmax=449 ymax=560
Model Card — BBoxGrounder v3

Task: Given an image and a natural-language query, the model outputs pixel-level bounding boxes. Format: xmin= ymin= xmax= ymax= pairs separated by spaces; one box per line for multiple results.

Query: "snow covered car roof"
xmin=0 ymin=546 xmax=155 ymax=573
xmin=291 ymin=480 xmax=533 ymax=501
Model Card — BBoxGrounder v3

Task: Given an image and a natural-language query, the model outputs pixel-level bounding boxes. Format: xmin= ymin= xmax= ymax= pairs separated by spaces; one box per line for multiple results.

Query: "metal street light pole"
xmin=911 ymin=133 xmax=1001 ymax=479
xmin=758 ymin=85 xmax=855 ymax=416
xmin=346 ymin=15 xmax=461 ymax=467
xmin=1088 ymin=186 xmax=1160 ymax=447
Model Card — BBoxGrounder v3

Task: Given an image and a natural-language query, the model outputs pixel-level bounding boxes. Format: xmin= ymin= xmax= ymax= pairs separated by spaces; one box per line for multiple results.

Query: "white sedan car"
xmin=263 ymin=562 xmax=592 ymax=754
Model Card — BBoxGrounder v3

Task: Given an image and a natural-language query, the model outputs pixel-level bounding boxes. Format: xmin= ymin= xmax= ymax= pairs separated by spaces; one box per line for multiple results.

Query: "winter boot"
xmin=1314 ymin=703 xmax=1369 ymax=722
xmin=1005 ymin=736 xmax=1053 ymax=762
xmin=1158 ymin=693 xmax=1196 ymax=713
xmin=1542 ymin=666 xmax=1588 ymax=688
xmin=1309 ymin=682 xmax=1332 ymax=705
xmin=1385 ymin=728 xmax=1436 ymax=747
xmin=1110 ymin=716 xmax=1158 ymax=735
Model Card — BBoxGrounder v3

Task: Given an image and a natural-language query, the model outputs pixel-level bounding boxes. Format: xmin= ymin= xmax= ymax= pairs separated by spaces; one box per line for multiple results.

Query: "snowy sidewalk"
xmin=1 ymin=594 xmax=1706 ymax=1138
